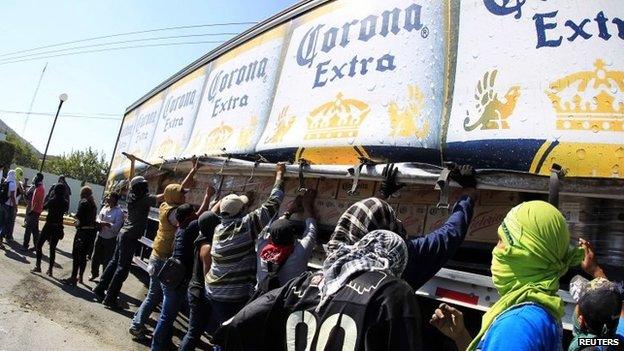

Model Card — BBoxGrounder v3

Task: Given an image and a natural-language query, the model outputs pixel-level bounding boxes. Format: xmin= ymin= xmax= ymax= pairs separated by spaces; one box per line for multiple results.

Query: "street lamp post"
xmin=40 ymin=93 xmax=68 ymax=172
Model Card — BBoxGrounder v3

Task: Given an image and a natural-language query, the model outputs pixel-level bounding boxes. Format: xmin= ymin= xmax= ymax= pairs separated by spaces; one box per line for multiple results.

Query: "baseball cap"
xmin=570 ymin=275 xmax=623 ymax=335
xmin=130 ymin=176 xmax=148 ymax=188
xmin=219 ymin=193 xmax=249 ymax=217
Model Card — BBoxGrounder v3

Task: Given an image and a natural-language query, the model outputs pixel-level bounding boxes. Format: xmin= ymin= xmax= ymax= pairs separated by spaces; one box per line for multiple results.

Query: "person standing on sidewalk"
xmin=23 ymin=173 xmax=45 ymax=251
xmin=0 ymin=169 xmax=18 ymax=247
xmin=129 ymin=158 xmax=201 ymax=337
xmin=89 ymin=192 xmax=124 ymax=281
xmin=32 ymin=183 xmax=69 ymax=277
xmin=62 ymin=186 xmax=98 ymax=286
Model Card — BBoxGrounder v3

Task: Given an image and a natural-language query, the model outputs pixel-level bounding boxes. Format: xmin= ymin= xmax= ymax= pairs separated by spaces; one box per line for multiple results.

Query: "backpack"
xmin=0 ymin=179 xmax=10 ymax=204
xmin=25 ymin=184 xmax=36 ymax=202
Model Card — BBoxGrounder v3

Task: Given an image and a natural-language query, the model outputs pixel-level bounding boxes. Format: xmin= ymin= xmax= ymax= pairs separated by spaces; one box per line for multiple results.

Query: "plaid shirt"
xmin=206 ymin=180 xmax=284 ymax=302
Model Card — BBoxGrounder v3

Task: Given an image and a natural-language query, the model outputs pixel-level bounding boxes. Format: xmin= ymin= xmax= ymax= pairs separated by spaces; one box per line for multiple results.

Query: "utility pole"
xmin=23 ymin=62 xmax=48 ymax=137
xmin=40 ymin=93 xmax=68 ymax=172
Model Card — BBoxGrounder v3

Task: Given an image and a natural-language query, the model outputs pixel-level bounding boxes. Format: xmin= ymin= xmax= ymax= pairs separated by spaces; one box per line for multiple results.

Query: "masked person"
xmin=23 ymin=173 xmax=45 ymax=251
xmin=89 ymin=192 xmax=124 ymax=280
xmin=431 ymin=201 xmax=585 ymax=351
xmin=179 ymin=210 xmax=222 ymax=351
xmin=151 ymin=187 xmax=214 ymax=351
xmin=568 ymin=239 xmax=624 ymax=351
xmin=63 ymin=186 xmax=98 ymax=286
xmin=0 ymin=169 xmax=18 ymax=246
xmin=255 ymin=189 xmax=317 ymax=295
xmin=129 ymin=158 xmax=201 ymax=337
xmin=330 ymin=163 xmax=477 ymax=292
xmin=214 ymin=229 xmax=422 ymax=350
xmin=32 ymin=183 xmax=69 ymax=276
xmin=93 ymin=174 xmax=156 ymax=308
xmin=204 ymin=162 xmax=286 ymax=338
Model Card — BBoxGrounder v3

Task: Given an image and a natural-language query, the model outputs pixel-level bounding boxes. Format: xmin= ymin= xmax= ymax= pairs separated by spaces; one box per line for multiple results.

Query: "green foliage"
xmin=5 ymin=133 xmax=39 ymax=169
xmin=45 ymin=147 xmax=109 ymax=185
xmin=0 ymin=140 xmax=16 ymax=167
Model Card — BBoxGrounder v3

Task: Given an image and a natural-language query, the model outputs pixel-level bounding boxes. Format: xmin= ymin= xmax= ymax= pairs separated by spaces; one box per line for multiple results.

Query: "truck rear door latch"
xmin=548 ymin=163 xmax=566 ymax=208
xmin=435 ymin=162 xmax=457 ymax=210
xmin=298 ymin=159 xmax=310 ymax=193
xmin=348 ymin=157 xmax=376 ymax=196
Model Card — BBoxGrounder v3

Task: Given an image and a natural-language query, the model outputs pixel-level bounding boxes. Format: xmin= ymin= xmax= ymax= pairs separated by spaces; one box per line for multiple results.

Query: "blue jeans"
xmin=131 ymin=258 xmax=165 ymax=329
xmin=151 ymin=283 xmax=186 ymax=351
xmin=205 ymin=295 xmax=246 ymax=335
xmin=179 ymin=289 xmax=211 ymax=351
xmin=0 ymin=204 xmax=16 ymax=241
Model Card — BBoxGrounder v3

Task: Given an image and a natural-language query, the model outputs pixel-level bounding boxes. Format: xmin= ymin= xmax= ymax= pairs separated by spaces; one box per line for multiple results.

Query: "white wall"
xmin=10 ymin=164 xmax=105 ymax=214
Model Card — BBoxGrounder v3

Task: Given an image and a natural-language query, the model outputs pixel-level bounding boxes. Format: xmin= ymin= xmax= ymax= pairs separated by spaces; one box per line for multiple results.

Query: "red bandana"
xmin=260 ymin=239 xmax=294 ymax=265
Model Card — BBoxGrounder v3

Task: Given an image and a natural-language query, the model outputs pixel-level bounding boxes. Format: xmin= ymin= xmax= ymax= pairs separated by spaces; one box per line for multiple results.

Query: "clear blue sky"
xmin=0 ymin=0 xmax=297 ymax=161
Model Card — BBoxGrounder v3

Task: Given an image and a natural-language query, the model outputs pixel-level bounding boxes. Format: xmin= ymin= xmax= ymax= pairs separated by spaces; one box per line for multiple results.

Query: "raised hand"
xmin=430 ymin=303 xmax=471 ymax=348
xmin=579 ymin=238 xmax=605 ymax=278
xmin=378 ymin=163 xmax=405 ymax=199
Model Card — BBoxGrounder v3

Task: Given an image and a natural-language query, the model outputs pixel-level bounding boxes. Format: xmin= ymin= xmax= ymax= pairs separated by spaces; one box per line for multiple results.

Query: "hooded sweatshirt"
xmin=151 ymin=184 xmax=184 ymax=260
xmin=4 ymin=170 xmax=17 ymax=206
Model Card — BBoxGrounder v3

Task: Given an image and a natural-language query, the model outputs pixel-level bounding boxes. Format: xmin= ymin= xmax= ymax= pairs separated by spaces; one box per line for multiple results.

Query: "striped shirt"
xmin=206 ymin=180 xmax=284 ymax=302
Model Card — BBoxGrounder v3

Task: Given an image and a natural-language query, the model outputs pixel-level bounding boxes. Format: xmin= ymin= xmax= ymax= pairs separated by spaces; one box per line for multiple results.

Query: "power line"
xmin=0 ymin=40 xmax=227 ymax=66
xmin=0 ymin=109 xmax=122 ymax=121
xmin=0 ymin=32 xmax=238 ymax=62
xmin=0 ymin=22 xmax=256 ymax=58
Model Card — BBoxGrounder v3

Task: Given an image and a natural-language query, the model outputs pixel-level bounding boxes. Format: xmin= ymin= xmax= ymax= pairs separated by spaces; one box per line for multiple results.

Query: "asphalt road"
xmin=0 ymin=216 xmax=196 ymax=351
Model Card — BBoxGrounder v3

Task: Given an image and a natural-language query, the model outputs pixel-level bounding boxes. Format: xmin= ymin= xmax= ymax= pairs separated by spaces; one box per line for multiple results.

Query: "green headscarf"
xmin=14 ymin=167 xmax=23 ymax=181
xmin=468 ymin=201 xmax=585 ymax=350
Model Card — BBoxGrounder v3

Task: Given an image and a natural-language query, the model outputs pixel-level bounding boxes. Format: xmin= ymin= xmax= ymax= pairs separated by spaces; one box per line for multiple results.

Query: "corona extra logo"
xmin=464 ymin=70 xmax=521 ymax=131
xmin=547 ymin=59 xmax=624 ymax=133
xmin=305 ymin=93 xmax=369 ymax=140
xmin=237 ymin=116 xmax=258 ymax=148
xmin=265 ymin=107 xmax=295 ymax=144
xmin=388 ymin=84 xmax=429 ymax=139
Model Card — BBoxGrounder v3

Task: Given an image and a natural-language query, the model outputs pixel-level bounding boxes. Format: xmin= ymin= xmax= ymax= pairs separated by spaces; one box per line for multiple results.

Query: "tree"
xmin=5 ymin=132 xmax=39 ymax=169
xmin=0 ymin=140 xmax=16 ymax=172
xmin=45 ymin=148 xmax=109 ymax=185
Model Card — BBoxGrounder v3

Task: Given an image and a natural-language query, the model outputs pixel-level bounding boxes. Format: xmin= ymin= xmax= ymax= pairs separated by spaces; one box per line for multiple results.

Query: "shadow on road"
xmin=4 ymin=248 xmax=30 ymax=264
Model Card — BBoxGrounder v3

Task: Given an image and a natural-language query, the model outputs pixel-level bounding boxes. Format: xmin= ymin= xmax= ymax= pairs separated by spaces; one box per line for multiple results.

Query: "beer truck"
xmin=106 ymin=0 xmax=623 ymax=335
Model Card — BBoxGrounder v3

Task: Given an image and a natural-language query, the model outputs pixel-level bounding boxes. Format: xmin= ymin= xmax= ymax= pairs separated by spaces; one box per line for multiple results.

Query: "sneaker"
xmin=128 ymin=324 xmax=149 ymax=337
xmin=102 ymin=299 xmax=122 ymax=310
xmin=93 ymin=290 xmax=105 ymax=303
xmin=46 ymin=269 xmax=53 ymax=277
xmin=31 ymin=266 xmax=41 ymax=273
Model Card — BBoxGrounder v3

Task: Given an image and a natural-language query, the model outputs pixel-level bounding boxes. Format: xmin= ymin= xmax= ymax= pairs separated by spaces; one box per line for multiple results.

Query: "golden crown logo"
xmin=265 ymin=107 xmax=295 ymax=144
xmin=464 ymin=70 xmax=521 ymax=131
xmin=237 ymin=116 xmax=258 ymax=148
xmin=388 ymin=84 xmax=430 ymax=139
xmin=195 ymin=122 xmax=233 ymax=153
xmin=153 ymin=138 xmax=176 ymax=158
xmin=305 ymin=93 xmax=369 ymax=140
xmin=547 ymin=59 xmax=624 ymax=132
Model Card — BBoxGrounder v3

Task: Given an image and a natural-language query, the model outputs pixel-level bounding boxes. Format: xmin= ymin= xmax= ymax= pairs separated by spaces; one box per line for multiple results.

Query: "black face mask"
xmin=270 ymin=218 xmax=303 ymax=246
xmin=130 ymin=182 xmax=149 ymax=200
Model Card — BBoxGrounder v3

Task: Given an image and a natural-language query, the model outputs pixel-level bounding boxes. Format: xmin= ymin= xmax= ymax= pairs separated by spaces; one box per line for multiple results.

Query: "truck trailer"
xmin=105 ymin=0 xmax=624 ymax=339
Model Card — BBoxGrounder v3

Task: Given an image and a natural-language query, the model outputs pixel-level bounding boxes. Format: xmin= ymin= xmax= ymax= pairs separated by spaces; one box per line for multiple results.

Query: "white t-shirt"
xmin=5 ymin=180 xmax=17 ymax=206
